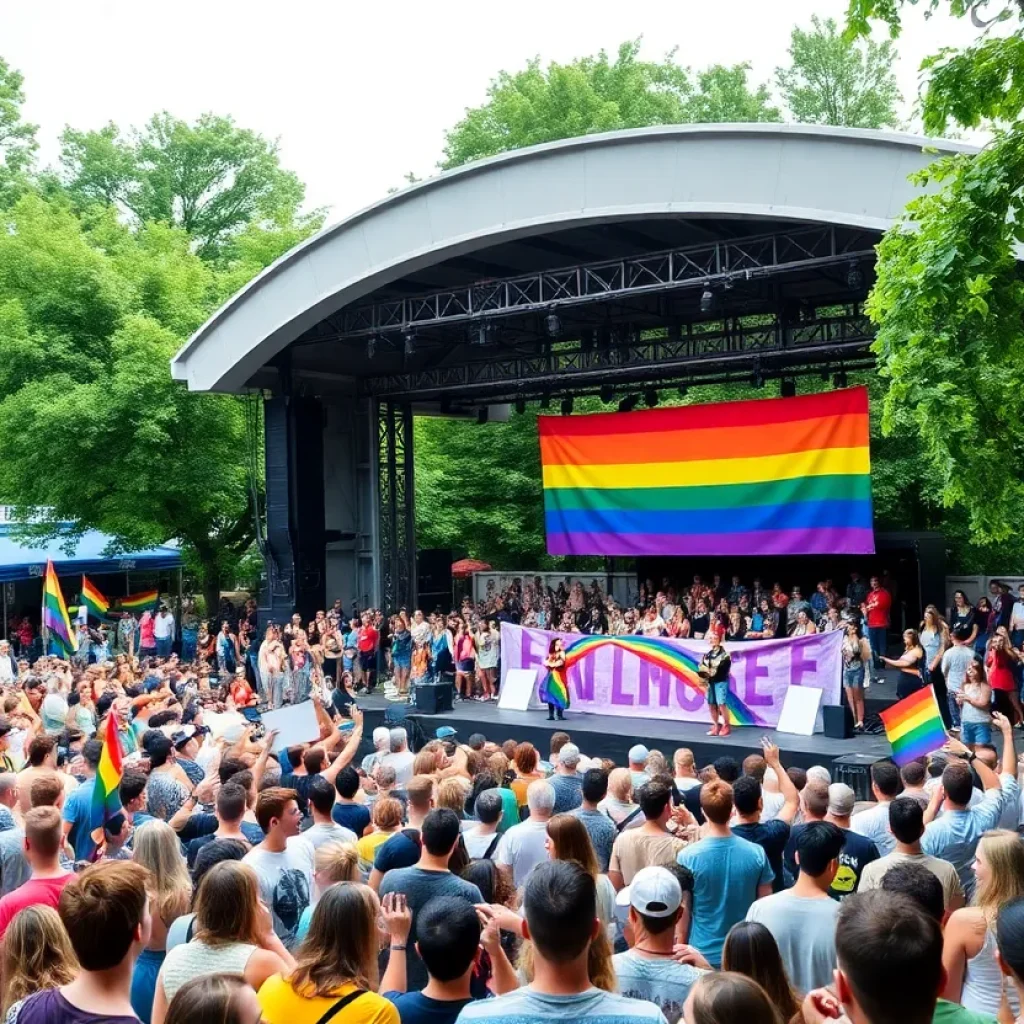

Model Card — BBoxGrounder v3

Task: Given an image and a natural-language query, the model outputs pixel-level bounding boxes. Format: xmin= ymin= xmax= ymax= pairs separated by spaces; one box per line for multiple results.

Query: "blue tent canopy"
xmin=0 ymin=527 xmax=182 ymax=583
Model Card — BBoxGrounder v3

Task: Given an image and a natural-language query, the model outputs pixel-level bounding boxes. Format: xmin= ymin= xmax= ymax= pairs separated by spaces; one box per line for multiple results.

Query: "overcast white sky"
xmin=2 ymin=0 xmax=980 ymax=223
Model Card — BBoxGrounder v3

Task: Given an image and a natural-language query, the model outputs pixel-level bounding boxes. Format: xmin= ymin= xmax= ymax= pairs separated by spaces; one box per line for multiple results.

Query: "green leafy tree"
xmin=776 ymin=15 xmax=902 ymax=128
xmin=0 ymin=195 xmax=254 ymax=612
xmin=0 ymin=57 xmax=37 ymax=206
xmin=60 ymin=112 xmax=310 ymax=259
xmin=846 ymin=0 xmax=1024 ymax=545
xmin=441 ymin=40 xmax=778 ymax=169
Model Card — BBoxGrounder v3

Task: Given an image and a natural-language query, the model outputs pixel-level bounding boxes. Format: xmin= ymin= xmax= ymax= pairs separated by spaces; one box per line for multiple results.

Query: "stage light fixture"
xmin=560 ymin=396 xmax=574 ymax=416
xmin=367 ymin=335 xmax=378 ymax=359
xmin=403 ymin=331 xmax=417 ymax=356
xmin=477 ymin=407 xmax=489 ymax=425
xmin=514 ymin=397 xmax=526 ymax=415
xmin=600 ymin=384 xmax=614 ymax=404
xmin=700 ymin=283 xmax=715 ymax=314
xmin=618 ymin=394 xmax=639 ymax=414
xmin=781 ymin=377 xmax=797 ymax=398
xmin=847 ymin=261 xmax=864 ymax=290
xmin=545 ymin=313 xmax=563 ymax=337
xmin=644 ymin=388 xmax=659 ymax=408
xmin=833 ymin=369 xmax=849 ymax=389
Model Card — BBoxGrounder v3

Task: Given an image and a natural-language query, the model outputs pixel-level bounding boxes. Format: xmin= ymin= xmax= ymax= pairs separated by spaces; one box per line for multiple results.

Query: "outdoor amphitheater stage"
xmin=357 ymin=675 xmax=903 ymax=775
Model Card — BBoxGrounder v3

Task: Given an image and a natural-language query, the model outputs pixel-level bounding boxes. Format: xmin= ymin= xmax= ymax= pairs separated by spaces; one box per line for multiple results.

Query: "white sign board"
xmin=776 ymin=685 xmax=825 ymax=736
xmin=498 ymin=668 xmax=542 ymax=712
xmin=203 ymin=709 xmax=248 ymax=744
xmin=261 ymin=700 xmax=320 ymax=748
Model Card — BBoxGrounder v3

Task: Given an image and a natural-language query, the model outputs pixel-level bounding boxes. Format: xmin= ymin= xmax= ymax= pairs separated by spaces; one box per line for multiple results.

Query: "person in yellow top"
xmin=258 ymin=882 xmax=410 ymax=1024
xmin=357 ymin=798 xmax=404 ymax=873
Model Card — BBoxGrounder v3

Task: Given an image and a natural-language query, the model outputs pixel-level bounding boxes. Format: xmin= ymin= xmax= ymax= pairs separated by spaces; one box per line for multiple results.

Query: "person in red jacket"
xmin=861 ymin=576 xmax=892 ymax=684
xmin=356 ymin=611 xmax=379 ymax=693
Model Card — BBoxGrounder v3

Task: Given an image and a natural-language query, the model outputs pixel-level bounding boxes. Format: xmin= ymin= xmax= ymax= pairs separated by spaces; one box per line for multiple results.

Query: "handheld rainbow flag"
xmin=879 ymin=685 xmax=947 ymax=765
xmin=80 ymin=575 xmax=110 ymax=620
xmin=91 ymin=711 xmax=124 ymax=844
xmin=41 ymin=560 xmax=77 ymax=656
xmin=118 ymin=589 xmax=159 ymax=612
xmin=539 ymin=386 xmax=874 ymax=556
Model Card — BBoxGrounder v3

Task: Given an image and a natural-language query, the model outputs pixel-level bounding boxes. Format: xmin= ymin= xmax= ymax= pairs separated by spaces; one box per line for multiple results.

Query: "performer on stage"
xmin=539 ymin=636 xmax=568 ymax=722
xmin=699 ymin=625 xmax=732 ymax=737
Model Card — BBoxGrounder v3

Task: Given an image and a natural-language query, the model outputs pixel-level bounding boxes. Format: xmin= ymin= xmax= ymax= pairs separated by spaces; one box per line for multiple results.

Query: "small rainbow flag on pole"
xmin=80 ymin=576 xmax=110 ymax=620
xmin=91 ymin=711 xmax=124 ymax=844
xmin=42 ymin=560 xmax=77 ymax=656
xmin=879 ymin=685 xmax=947 ymax=765
xmin=118 ymin=589 xmax=160 ymax=612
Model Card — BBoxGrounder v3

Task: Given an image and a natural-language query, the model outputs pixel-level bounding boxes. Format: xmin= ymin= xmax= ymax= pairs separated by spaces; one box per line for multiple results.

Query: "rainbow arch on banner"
xmin=538 ymin=633 xmax=764 ymax=726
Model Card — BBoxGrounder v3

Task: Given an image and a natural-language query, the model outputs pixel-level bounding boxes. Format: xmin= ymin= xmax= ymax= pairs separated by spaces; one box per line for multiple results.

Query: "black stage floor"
xmin=358 ymin=671 xmax=905 ymax=773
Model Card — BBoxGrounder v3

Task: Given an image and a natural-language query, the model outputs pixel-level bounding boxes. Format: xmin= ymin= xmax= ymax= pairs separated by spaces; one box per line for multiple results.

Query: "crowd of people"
xmin=0 ymin=618 xmax=1020 ymax=1024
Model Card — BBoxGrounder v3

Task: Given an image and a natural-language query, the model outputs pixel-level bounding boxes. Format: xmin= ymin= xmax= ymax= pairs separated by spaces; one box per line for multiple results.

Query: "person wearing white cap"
xmin=628 ymin=745 xmax=651 ymax=791
xmin=613 ymin=867 xmax=708 ymax=1021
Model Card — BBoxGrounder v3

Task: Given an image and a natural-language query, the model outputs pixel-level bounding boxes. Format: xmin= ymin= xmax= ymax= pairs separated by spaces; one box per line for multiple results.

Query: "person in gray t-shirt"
xmin=0 ymin=827 xmax=28 ymax=895
xmin=378 ymin=810 xmax=483 ymax=991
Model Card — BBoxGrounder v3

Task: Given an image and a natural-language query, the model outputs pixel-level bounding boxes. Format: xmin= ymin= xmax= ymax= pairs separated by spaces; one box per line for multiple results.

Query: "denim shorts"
xmin=961 ymin=721 xmax=991 ymax=746
xmin=844 ymin=665 xmax=866 ymax=689
xmin=706 ymin=681 xmax=729 ymax=706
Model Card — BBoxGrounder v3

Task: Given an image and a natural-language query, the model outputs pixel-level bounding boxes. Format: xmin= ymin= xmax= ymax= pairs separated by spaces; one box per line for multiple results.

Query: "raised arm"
xmin=320 ymin=707 xmax=364 ymax=786
xmin=762 ymin=738 xmax=800 ymax=825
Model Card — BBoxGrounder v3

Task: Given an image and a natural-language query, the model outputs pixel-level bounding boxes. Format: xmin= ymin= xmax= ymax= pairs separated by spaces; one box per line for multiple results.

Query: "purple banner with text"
xmin=500 ymin=623 xmax=843 ymax=727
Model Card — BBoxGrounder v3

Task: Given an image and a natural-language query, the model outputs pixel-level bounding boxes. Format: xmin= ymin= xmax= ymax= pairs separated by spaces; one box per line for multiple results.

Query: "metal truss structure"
xmin=362 ymin=308 xmax=876 ymax=402
xmin=331 ymin=226 xmax=872 ymax=340
xmin=377 ymin=402 xmax=416 ymax=613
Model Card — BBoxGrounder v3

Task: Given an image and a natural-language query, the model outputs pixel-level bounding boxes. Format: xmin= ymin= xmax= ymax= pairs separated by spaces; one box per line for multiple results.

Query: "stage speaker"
xmin=833 ymin=753 xmax=881 ymax=802
xmin=415 ymin=683 xmax=454 ymax=715
xmin=417 ymin=548 xmax=452 ymax=613
xmin=823 ymin=704 xmax=853 ymax=740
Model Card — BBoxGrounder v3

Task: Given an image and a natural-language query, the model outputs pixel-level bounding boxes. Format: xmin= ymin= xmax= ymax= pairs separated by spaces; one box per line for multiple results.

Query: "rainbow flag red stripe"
xmin=539 ymin=386 xmax=874 ymax=557
xmin=42 ymin=560 xmax=77 ymax=655
xmin=118 ymin=589 xmax=159 ymax=612
xmin=879 ymin=686 xmax=947 ymax=765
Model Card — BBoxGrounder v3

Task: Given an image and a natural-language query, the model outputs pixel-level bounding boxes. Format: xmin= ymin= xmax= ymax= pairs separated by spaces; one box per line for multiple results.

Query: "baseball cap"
xmin=827 ymin=782 xmax=856 ymax=817
xmin=171 ymin=725 xmax=196 ymax=749
xmin=615 ymin=866 xmax=682 ymax=917
xmin=436 ymin=726 xmax=457 ymax=740
xmin=628 ymin=744 xmax=649 ymax=764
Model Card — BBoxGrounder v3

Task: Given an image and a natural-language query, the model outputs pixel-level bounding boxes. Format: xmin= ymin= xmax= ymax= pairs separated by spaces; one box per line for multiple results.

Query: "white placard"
xmin=776 ymin=686 xmax=825 ymax=737
xmin=202 ymin=709 xmax=248 ymax=744
xmin=261 ymin=700 xmax=320 ymax=748
xmin=498 ymin=668 xmax=542 ymax=712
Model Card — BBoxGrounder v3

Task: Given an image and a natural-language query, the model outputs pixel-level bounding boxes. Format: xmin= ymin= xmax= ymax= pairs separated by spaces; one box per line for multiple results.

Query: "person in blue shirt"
xmin=61 ymin=738 xmax=104 ymax=861
xmin=678 ymin=779 xmax=773 ymax=968
xmin=332 ymin=765 xmax=371 ymax=836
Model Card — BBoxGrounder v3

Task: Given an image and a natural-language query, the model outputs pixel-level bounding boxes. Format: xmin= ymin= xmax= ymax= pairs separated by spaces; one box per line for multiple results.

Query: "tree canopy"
xmin=846 ymin=0 xmax=1024 ymax=545
xmin=775 ymin=15 xmax=902 ymax=127
xmin=0 ymin=56 xmax=37 ymax=206
xmin=441 ymin=40 xmax=779 ymax=168
xmin=60 ymin=112 xmax=311 ymax=259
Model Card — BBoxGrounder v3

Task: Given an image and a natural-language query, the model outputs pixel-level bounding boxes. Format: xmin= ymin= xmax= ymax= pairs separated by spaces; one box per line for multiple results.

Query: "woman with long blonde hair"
xmin=942 ymin=829 xmax=1024 ymax=1017
xmin=258 ymin=883 xmax=408 ymax=1023
xmin=1 ymin=905 xmax=79 ymax=1015
xmin=131 ymin=820 xmax=194 ymax=1023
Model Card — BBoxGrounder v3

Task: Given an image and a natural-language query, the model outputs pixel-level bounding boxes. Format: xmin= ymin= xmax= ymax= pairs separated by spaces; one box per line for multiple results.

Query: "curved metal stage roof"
xmin=172 ymin=123 xmax=975 ymax=394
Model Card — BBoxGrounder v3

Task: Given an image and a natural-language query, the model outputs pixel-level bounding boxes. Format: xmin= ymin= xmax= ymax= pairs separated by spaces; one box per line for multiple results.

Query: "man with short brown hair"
xmin=9 ymin=861 xmax=151 ymax=1023
xmin=242 ymin=786 xmax=313 ymax=949
xmin=0 ymin=806 xmax=72 ymax=940
xmin=678 ymin=780 xmax=773 ymax=967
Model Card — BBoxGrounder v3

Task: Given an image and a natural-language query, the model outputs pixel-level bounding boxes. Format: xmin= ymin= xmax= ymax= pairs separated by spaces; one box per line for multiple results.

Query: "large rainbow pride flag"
xmin=539 ymin=386 xmax=874 ymax=557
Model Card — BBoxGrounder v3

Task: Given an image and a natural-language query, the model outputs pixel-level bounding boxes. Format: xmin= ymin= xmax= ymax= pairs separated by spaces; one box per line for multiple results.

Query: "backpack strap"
xmin=616 ymin=807 xmax=643 ymax=833
xmin=483 ymin=833 xmax=501 ymax=860
xmin=315 ymin=989 xmax=367 ymax=1024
